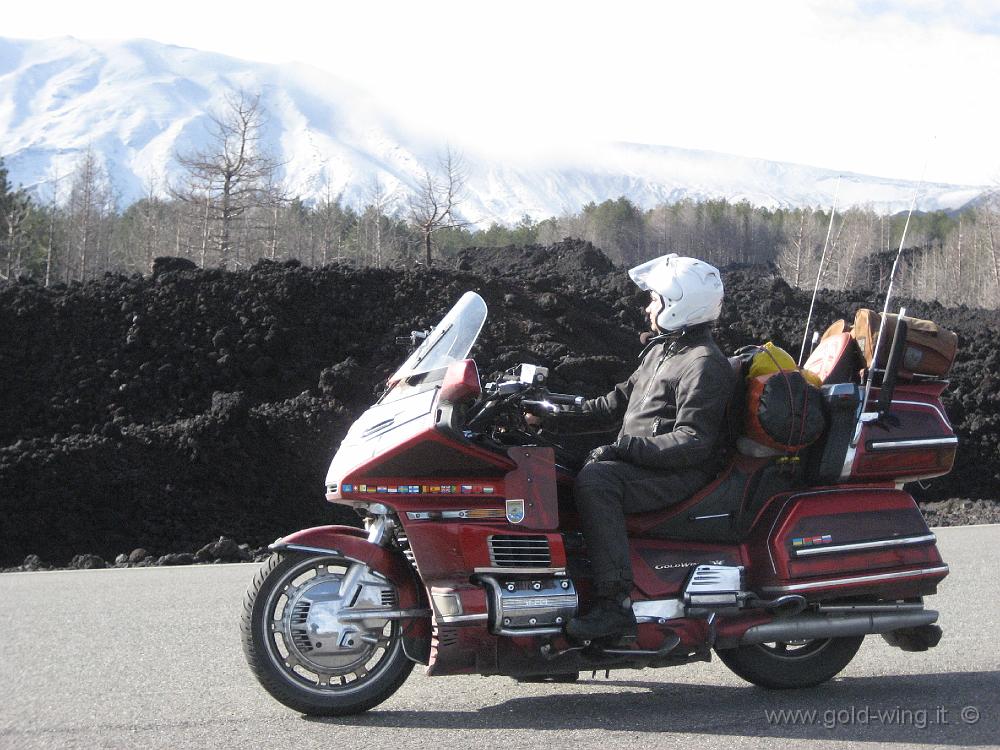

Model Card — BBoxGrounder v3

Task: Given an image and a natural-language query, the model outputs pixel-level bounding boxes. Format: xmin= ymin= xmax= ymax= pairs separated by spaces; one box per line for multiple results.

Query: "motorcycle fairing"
xmin=631 ymin=539 xmax=744 ymax=598
xmin=329 ymin=427 xmax=515 ymax=506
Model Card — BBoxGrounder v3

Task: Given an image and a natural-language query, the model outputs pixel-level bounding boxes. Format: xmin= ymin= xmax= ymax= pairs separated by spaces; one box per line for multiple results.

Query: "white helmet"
xmin=628 ymin=254 xmax=724 ymax=331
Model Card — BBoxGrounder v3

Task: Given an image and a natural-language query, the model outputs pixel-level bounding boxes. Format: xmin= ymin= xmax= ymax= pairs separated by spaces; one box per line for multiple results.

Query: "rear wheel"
xmin=241 ymin=552 xmax=414 ymax=715
xmin=715 ymin=636 xmax=863 ymax=689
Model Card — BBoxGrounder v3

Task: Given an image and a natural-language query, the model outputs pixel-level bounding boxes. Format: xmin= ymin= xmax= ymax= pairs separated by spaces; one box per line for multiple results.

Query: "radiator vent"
xmin=433 ymin=626 xmax=460 ymax=647
xmin=392 ymin=530 xmax=419 ymax=571
xmin=488 ymin=535 xmax=552 ymax=568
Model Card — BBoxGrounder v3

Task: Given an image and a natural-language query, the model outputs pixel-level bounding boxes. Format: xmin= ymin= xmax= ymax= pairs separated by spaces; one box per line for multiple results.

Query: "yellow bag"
xmin=748 ymin=341 xmax=822 ymax=387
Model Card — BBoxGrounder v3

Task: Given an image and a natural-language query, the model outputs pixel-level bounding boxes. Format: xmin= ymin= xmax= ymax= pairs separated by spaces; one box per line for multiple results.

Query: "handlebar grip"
xmin=522 ymin=399 xmax=557 ymax=416
xmin=545 ymin=392 xmax=585 ymax=406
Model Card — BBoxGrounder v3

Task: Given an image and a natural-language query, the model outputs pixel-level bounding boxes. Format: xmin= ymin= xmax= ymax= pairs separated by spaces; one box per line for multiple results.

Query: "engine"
xmin=479 ymin=575 xmax=578 ymax=635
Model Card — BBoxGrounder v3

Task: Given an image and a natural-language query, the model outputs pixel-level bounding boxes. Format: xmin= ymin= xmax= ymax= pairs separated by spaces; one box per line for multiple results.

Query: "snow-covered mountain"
xmin=0 ymin=36 xmax=986 ymax=224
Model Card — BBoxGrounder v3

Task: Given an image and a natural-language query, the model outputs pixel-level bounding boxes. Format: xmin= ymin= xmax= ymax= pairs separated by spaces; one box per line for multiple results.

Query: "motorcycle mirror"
xmin=518 ymin=364 xmax=548 ymax=386
xmin=394 ymin=329 xmax=431 ymax=346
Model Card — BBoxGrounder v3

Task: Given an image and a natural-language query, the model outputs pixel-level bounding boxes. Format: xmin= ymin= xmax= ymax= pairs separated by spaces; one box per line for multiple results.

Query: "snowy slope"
xmin=0 ymin=36 xmax=986 ymax=223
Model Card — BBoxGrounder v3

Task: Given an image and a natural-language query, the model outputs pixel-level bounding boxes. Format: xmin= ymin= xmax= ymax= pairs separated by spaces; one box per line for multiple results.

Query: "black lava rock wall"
xmin=1 ymin=241 xmax=996 ymax=565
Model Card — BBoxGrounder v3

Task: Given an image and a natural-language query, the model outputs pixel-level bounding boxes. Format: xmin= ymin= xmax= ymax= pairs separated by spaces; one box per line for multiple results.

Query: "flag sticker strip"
xmin=338 ymin=484 xmax=500 ymax=496
xmin=792 ymin=534 xmax=833 ymax=547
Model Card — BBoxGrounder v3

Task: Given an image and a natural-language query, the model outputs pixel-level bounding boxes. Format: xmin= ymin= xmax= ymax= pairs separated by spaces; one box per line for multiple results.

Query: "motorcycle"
xmin=241 ymin=291 xmax=954 ymax=716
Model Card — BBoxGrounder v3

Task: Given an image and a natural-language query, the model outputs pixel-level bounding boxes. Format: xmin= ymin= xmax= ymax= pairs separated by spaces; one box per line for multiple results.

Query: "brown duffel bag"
xmin=852 ymin=308 xmax=958 ymax=378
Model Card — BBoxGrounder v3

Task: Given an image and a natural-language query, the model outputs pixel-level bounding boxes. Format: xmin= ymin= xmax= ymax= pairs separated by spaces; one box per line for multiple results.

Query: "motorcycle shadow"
xmin=306 ymin=670 xmax=998 ymax=746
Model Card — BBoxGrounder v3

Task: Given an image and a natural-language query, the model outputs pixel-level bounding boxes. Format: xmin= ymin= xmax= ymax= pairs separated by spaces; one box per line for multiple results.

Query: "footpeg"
xmin=583 ymin=634 xmax=638 ymax=652
xmin=684 ymin=565 xmax=745 ymax=614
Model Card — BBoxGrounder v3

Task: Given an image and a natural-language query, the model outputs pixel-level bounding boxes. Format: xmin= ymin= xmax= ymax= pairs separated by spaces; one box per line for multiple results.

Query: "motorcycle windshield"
xmin=386 ymin=291 xmax=487 ymax=388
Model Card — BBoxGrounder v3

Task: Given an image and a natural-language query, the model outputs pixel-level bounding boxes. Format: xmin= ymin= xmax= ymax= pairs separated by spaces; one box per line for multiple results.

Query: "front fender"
xmin=272 ymin=525 xmax=416 ymax=601
xmin=271 ymin=525 xmax=431 ymax=663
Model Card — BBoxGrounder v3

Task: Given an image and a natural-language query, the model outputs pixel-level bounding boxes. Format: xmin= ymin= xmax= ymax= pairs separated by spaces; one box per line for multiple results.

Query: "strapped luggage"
xmin=851 ymin=309 xmax=958 ymax=379
xmin=739 ymin=343 xmax=826 ymax=454
xmin=745 ymin=370 xmax=826 ymax=453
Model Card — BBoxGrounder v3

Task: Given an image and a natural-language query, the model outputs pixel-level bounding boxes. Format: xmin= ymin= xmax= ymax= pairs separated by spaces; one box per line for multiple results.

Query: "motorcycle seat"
xmin=624 ymin=452 xmax=801 ymax=542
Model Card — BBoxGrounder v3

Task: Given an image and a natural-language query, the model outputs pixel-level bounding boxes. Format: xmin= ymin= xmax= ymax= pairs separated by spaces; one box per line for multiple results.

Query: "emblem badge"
xmin=506 ymin=499 xmax=526 ymax=524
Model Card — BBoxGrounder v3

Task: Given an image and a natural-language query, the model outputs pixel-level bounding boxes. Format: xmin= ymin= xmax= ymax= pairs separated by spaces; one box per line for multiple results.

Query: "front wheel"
xmin=241 ymin=552 xmax=414 ymax=715
xmin=715 ymin=636 xmax=863 ymax=689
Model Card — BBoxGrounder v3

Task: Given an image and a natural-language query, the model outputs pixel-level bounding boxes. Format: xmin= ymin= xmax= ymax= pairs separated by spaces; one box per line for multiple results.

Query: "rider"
xmin=532 ymin=254 xmax=734 ymax=641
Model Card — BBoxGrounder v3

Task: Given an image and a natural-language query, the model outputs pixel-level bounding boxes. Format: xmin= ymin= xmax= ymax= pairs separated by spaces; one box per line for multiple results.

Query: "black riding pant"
xmin=574 ymin=460 xmax=708 ymax=597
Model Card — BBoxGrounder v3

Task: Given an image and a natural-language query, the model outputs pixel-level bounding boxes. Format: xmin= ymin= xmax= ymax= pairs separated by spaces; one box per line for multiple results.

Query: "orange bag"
xmin=745 ymin=370 xmax=826 ymax=452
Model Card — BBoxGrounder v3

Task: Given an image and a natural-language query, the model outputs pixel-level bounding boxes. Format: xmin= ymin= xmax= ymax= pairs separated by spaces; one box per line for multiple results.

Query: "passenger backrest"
xmin=721 ymin=355 xmax=749 ymax=450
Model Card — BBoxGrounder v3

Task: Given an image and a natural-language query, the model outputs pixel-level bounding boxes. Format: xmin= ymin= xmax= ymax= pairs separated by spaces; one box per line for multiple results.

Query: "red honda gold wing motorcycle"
xmin=241 ymin=291 xmax=954 ymax=716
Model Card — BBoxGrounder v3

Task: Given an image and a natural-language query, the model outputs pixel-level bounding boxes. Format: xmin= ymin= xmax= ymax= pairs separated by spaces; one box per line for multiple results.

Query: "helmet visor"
xmin=628 ymin=253 xmax=677 ymax=291
xmin=629 ymin=254 xmax=682 ymax=301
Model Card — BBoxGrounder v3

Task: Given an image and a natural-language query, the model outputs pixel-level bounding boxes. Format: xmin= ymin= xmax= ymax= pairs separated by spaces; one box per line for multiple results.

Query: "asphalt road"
xmin=1 ymin=525 xmax=997 ymax=750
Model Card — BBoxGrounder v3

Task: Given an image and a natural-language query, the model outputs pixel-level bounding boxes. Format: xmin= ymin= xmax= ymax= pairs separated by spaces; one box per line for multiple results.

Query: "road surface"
xmin=1 ymin=525 xmax=997 ymax=749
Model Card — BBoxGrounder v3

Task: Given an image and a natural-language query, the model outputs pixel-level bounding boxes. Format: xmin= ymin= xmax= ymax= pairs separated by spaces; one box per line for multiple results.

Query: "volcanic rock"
xmin=195 ymin=537 xmax=242 ymax=562
xmin=1 ymin=239 xmax=997 ymax=566
xmin=69 ymin=554 xmax=106 ymax=570
xmin=157 ymin=553 xmax=196 ymax=566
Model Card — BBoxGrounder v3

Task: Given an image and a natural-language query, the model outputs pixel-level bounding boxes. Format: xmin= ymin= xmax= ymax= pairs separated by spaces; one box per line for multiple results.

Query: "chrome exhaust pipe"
xmin=716 ymin=609 xmax=938 ymax=648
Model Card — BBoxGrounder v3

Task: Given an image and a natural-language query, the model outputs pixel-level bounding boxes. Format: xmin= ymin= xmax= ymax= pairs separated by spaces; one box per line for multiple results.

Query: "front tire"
xmin=241 ymin=552 xmax=414 ymax=715
xmin=715 ymin=636 xmax=863 ymax=689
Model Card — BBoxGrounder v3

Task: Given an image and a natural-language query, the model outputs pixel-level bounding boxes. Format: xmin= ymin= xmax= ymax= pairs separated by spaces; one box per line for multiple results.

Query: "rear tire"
xmin=715 ymin=636 xmax=863 ymax=689
xmin=241 ymin=552 xmax=414 ymax=716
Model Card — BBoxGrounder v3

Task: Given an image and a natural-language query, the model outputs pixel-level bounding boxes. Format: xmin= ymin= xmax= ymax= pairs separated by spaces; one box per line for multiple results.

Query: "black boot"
xmin=565 ymin=595 xmax=638 ymax=642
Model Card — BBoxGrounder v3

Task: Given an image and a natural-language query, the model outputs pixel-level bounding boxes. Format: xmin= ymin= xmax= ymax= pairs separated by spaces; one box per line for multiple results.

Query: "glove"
xmin=584 ymin=444 xmax=621 ymax=465
xmin=524 ymin=400 xmax=557 ymax=418
xmin=523 ymin=400 xmax=560 ymax=430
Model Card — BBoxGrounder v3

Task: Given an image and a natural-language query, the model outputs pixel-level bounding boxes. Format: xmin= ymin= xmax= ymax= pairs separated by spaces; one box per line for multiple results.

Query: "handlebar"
xmin=482 ymin=381 xmax=584 ymax=406
xmin=545 ymin=392 xmax=585 ymax=406
xmin=469 ymin=381 xmax=586 ymax=429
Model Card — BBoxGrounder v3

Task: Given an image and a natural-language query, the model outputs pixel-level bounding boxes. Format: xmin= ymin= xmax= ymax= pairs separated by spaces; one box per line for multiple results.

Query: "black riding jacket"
xmin=558 ymin=324 xmax=734 ymax=472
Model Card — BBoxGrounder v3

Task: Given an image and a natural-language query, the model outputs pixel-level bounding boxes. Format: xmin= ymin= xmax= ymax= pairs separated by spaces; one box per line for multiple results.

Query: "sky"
xmin=4 ymin=0 xmax=1000 ymax=186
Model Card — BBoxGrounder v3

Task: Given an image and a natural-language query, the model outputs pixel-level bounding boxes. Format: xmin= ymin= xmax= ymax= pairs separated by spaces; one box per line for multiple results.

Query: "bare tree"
xmin=66 ymin=147 xmax=113 ymax=282
xmin=776 ymin=208 xmax=813 ymax=287
xmin=261 ymin=173 xmax=293 ymax=261
xmin=0 ymin=161 xmax=32 ymax=280
xmin=42 ymin=174 xmax=64 ymax=287
xmin=136 ymin=177 xmax=166 ymax=271
xmin=408 ymin=147 xmax=470 ymax=265
xmin=172 ymin=90 xmax=279 ymax=268
xmin=364 ymin=174 xmax=396 ymax=267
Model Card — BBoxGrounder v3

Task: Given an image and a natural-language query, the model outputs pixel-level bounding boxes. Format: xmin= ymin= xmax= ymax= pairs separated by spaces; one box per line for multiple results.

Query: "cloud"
xmin=847 ymin=0 xmax=1000 ymax=35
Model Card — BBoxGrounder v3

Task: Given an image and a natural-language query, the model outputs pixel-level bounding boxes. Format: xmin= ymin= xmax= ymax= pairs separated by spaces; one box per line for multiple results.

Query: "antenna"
xmin=799 ymin=177 xmax=841 ymax=365
xmin=851 ymin=169 xmax=926 ymax=445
